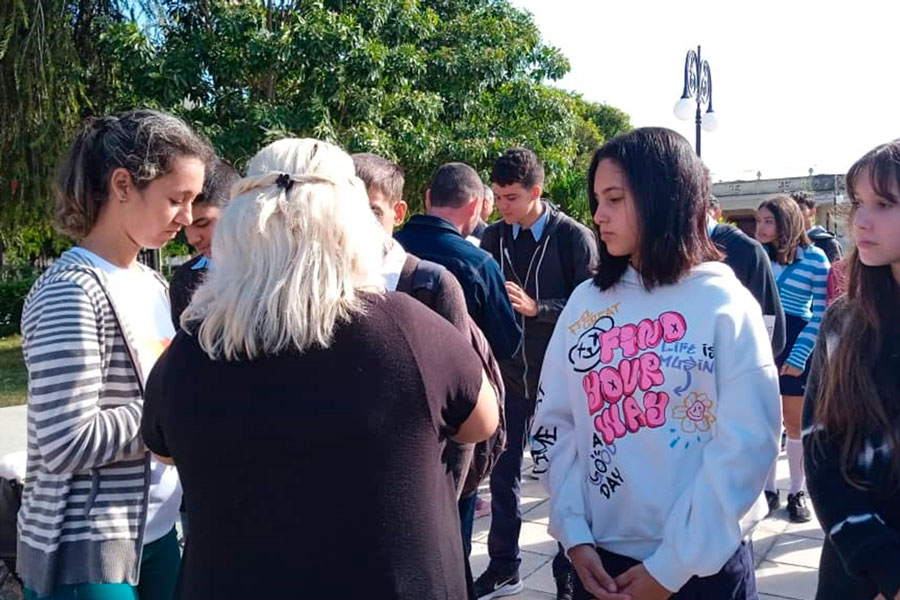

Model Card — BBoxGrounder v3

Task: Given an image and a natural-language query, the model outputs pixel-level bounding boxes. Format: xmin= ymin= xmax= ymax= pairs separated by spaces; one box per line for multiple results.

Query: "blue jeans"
xmin=573 ymin=541 xmax=757 ymax=599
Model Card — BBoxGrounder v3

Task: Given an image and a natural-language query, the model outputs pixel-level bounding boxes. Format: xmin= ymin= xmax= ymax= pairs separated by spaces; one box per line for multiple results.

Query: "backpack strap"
xmin=397 ymin=254 xmax=446 ymax=310
xmin=411 ymin=259 xmax=446 ymax=308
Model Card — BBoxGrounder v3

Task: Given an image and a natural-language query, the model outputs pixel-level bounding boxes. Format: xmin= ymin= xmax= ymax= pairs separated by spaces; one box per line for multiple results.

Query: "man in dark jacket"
xmin=708 ymin=198 xmax=786 ymax=357
xmin=169 ymin=159 xmax=240 ymax=327
xmin=395 ymin=162 xmax=521 ymax=362
xmin=791 ymin=191 xmax=843 ymax=263
xmin=477 ymin=148 xmax=597 ymax=600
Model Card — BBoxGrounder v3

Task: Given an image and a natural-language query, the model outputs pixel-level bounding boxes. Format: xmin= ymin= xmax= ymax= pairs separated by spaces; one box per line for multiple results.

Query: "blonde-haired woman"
xmin=142 ymin=138 xmax=498 ymax=600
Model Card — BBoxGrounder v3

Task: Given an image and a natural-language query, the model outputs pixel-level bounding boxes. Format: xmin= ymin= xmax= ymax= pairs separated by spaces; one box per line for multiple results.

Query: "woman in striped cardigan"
xmin=18 ymin=110 xmax=212 ymax=599
xmin=755 ymin=195 xmax=831 ymax=523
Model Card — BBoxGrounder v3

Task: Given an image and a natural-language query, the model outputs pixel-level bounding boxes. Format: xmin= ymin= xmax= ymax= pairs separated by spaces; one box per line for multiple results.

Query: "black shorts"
xmin=775 ymin=314 xmax=812 ymax=397
xmin=573 ymin=541 xmax=757 ymax=600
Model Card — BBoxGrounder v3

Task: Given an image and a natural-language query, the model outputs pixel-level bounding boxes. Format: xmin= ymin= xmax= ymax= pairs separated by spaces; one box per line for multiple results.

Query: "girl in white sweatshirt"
xmin=531 ymin=127 xmax=780 ymax=600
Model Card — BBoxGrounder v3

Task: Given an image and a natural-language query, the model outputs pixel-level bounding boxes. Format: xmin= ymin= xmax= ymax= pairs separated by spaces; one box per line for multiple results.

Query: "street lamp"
xmin=674 ymin=45 xmax=717 ymax=157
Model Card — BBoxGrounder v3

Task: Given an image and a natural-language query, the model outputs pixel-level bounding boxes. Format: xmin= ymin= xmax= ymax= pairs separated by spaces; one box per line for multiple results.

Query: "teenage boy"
xmin=477 ymin=148 xmax=597 ymax=600
xmin=169 ymin=159 xmax=239 ymax=327
xmin=791 ymin=191 xmax=843 ymax=263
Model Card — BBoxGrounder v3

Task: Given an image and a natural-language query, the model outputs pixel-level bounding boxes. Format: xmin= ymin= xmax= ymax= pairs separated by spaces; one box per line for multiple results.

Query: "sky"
xmin=512 ymin=0 xmax=900 ymax=183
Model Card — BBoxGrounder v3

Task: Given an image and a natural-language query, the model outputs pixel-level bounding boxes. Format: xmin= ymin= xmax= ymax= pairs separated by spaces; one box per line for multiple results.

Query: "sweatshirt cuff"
xmin=785 ymin=353 xmax=808 ymax=371
xmin=555 ymin=516 xmax=595 ymax=552
xmin=643 ymin=542 xmax=692 ymax=593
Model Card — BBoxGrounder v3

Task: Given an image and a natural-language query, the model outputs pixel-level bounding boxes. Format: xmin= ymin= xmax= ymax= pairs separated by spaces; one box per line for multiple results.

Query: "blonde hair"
xmin=183 ymin=138 xmax=387 ymax=360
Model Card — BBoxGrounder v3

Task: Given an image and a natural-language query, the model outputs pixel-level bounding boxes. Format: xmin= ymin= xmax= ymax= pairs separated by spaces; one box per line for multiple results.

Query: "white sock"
xmin=765 ymin=461 xmax=778 ymax=494
xmin=786 ymin=438 xmax=805 ymax=495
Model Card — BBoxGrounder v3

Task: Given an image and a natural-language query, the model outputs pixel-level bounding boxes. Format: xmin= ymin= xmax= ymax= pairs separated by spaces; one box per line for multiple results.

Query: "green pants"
xmin=25 ymin=527 xmax=180 ymax=600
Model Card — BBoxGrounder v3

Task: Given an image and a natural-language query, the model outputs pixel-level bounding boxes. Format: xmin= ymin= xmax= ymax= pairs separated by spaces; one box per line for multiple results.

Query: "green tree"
xmin=543 ymin=94 xmax=631 ymax=225
xmin=0 ymin=0 xmax=127 ymax=266
xmin=104 ymin=0 xmax=594 ymax=210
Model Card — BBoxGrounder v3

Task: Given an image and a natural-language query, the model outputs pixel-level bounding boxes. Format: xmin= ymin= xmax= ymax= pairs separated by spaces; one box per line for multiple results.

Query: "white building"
xmin=712 ymin=174 xmax=849 ymax=244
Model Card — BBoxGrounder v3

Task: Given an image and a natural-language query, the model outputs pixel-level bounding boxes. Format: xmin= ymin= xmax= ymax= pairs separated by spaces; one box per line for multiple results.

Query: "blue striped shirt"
xmin=774 ymin=244 xmax=830 ymax=370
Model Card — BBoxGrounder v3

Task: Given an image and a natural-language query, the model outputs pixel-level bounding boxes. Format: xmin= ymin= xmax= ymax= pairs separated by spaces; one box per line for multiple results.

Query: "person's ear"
xmin=468 ymin=196 xmax=481 ymax=219
xmin=424 ymin=189 xmax=431 ymax=212
xmin=393 ymin=200 xmax=408 ymax=227
xmin=109 ymin=168 xmax=133 ymax=203
xmin=531 ymin=185 xmax=543 ymax=202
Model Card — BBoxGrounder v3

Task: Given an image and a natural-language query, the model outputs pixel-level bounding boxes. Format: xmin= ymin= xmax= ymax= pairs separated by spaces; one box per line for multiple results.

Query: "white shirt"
xmin=70 ymin=247 xmax=183 ymax=544
xmin=381 ymin=241 xmax=407 ymax=292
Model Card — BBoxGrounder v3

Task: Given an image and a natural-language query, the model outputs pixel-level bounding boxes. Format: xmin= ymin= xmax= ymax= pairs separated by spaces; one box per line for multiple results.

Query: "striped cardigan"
xmin=775 ymin=244 xmax=830 ymax=371
xmin=17 ymin=250 xmax=154 ymax=596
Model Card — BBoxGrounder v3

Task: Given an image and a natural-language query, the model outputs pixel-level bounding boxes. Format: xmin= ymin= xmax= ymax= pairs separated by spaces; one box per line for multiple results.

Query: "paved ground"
xmin=0 ymin=406 xmax=26 ymax=460
xmin=0 ymin=406 xmax=822 ymax=599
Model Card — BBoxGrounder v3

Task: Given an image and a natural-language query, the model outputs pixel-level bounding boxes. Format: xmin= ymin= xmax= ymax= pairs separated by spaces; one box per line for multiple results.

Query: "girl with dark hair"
xmin=532 ymin=127 xmax=780 ymax=600
xmin=17 ymin=109 xmax=213 ymax=599
xmin=755 ymin=195 xmax=831 ymax=523
xmin=803 ymin=140 xmax=900 ymax=600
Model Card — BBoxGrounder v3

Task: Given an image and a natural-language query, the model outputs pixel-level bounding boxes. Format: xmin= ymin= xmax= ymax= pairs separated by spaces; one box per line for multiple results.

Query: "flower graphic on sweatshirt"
xmin=671 ymin=392 xmax=716 ymax=434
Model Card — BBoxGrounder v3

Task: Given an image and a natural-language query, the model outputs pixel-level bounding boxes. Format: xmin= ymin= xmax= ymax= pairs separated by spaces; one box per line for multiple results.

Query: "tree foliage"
xmin=0 ymin=0 xmax=130 ymax=263
xmin=107 ymin=0 xmax=630 ymax=211
xmin=1 ymin=0 xmax=632 ymax=267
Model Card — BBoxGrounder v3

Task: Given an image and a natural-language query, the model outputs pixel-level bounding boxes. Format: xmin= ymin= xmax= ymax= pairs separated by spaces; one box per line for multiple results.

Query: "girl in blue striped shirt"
xmin=756 ymin=194 xmax=830 ymax=523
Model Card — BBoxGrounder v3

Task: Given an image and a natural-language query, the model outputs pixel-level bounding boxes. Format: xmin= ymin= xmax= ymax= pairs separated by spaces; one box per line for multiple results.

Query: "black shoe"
xmin=765 ymin=490 xmax=780 ymax=516
xmin=787 ymin=491 xmax=812 ymax=523
xmin=474 ymin=568 xmax=524 ymax=599
xmin=556 ymin=571 xmax=574 ymax=600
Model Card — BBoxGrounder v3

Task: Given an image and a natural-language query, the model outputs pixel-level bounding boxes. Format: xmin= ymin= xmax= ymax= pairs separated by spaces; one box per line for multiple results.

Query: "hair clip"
xmin=276 ymin=173 xmax=294 ymax=191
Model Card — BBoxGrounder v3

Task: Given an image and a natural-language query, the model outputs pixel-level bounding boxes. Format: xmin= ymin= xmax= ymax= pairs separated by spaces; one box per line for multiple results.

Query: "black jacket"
xmin=711 ymin=223 xmax=786 ymax=358
xmin=169 ymin=254 xmax=208 ymax=329
xmin=808 ymin=226 xmax=843 ymax=264
xmin=395 ymin=215 xmax=521 ymax=360
xmin=803 ymin=299 xmax=900 ymax=599
xmin=481 ymin=202 xmax=597 ymax=401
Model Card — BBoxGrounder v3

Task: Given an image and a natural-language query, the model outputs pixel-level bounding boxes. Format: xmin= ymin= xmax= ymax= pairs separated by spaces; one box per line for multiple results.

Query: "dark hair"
xmin=814 ymin=140 xmax=900 ymax=489
xmin=757 ymin=195 xmax=810 ymax=265
xmin=196 ymin=159 xmax=240 ymax=208
xmin=790 ymin=190 xmax=816 ymax=211
xmin=55 ymin=109 xmax=214 ymax=238
xmin=587 ymin=127 xmax=721 ymax=291
xmin=351 ymin=152 xmax=405 ymax=206
xmin=428 ymin=162 xmax=483 ymax=209
xmin=490 ymin=147 xmax=544 ymax=188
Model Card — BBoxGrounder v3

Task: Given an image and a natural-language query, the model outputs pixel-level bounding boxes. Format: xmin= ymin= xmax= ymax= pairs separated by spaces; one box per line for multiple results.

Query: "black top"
xmin=394 ymin=215 xmax=521 ymax=360
xmin=803 ymin=298 xmax=900 ymax=599
xmin=711 ymin=223 xmax=787 ymax=357
xmin=168 ymin=254 xmax=207 ymax=329
xmin=480 ymin=202 xmax=597 ymax=400
xmin=808 ymin=226 xmax=843 ymax=264
xmin=143 ymin=292 xmax=483 ymax=600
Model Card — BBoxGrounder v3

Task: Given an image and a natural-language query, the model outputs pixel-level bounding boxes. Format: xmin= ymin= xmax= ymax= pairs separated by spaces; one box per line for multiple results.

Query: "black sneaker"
xmin=556 ymin=571 xmax=574 ymax=600
xmin=787 ymin=491 xmax=812 ymax=523
xmin=765 ymin=490 xmax=780 ymax=516
xmin=474 ymin=568 xmax=524 ymax=599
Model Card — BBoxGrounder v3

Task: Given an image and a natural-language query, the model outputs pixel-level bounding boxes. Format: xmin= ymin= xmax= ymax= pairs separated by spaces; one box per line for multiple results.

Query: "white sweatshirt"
xmin=532 ymin=262 xmax=780 ymax=592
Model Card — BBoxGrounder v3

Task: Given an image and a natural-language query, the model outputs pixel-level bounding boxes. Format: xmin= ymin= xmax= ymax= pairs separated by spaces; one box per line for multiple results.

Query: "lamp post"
xmin=674 ymin=45 xmax=718 ymax=157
